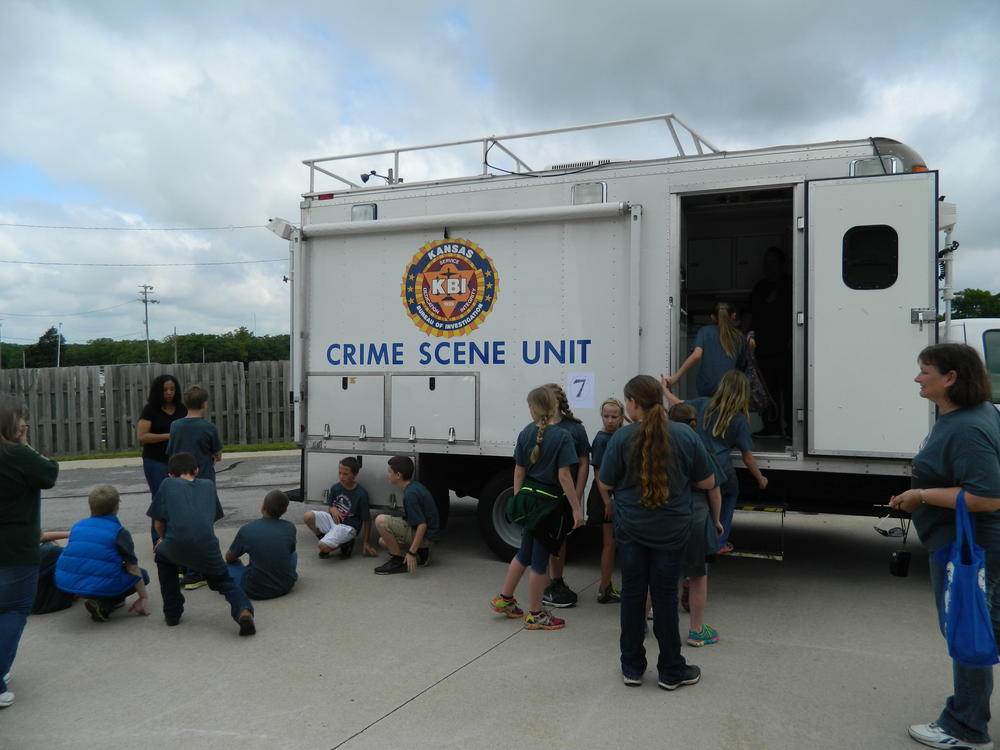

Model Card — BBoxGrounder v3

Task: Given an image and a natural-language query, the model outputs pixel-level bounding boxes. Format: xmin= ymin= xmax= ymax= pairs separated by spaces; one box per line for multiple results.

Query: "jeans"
xmin=618 ymin=539 xmax=687 ymax=683
xmin=143 ymin=459 xmax=169 ymax=544
xmin=514 ymin=530 xmax=549 ymax=575
xmin=718 ymin=474 xmax=740 ymax=548
xmin=155 ymin=551 xmax=252 ymax=622
xmin=929 ymin=545 xmax=1000 ymax=744
xmin=227 ymin=554 xmax=297 ymax=598
xmin=0 ymin=565 xmax=39 ymax=694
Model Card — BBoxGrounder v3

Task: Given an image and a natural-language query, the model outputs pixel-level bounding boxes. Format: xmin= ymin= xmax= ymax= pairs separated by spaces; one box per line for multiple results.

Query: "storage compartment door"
xmin=389 ymin=374 xmax=477 ymax=442
xmin=307 ymin=374 xmax=385 ymax=439
xmin=806 ymin=172 xmax=937 ymax=457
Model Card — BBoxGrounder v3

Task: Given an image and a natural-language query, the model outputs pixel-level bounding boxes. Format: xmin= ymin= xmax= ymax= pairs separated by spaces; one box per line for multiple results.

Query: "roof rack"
xmin=302 ymin=113 xmax=720 ymax=192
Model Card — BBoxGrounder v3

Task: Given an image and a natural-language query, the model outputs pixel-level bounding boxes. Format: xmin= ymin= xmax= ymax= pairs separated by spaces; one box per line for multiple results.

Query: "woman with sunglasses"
xmin=889 ymin=343 xmax=1000 ymax=750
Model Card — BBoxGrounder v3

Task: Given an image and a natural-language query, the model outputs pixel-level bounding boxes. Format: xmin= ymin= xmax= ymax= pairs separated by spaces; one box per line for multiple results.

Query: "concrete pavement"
xmin=1 ymin=453 xmax=992 ymax=749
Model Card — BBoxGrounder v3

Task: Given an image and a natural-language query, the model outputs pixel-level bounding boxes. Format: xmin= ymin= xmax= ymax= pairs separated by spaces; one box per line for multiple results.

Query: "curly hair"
xmin=623 ymin=375 xmax=672 ymax=509
xmin=146 ymin=374 xmax=182 ymax=410
xmin=705 ymin=370 xmax=750 ymax=438
xmin=527 ymin=386 xmax=558 ymax=464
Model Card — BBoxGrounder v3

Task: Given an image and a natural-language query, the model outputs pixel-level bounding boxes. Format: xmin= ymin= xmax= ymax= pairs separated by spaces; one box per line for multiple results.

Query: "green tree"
xmin=25 ymin=327 xmax=66 ymax=368
xmin=951 ymin=288 xmax=1000 ymax=319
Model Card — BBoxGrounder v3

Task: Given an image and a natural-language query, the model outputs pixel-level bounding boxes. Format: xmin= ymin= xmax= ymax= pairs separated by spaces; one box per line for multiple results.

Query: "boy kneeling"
xmin=225 ymin=490 xmax=298 ymax=600
xmin=55 ymin=485 xmax=151 ymax=622
xmin=373 ymin=456 xmax=441 ymax=575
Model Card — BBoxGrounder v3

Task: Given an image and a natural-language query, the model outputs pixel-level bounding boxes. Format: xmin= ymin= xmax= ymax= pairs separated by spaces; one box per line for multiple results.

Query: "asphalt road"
xmin=3 ymin=453 xmax=995 ymax=750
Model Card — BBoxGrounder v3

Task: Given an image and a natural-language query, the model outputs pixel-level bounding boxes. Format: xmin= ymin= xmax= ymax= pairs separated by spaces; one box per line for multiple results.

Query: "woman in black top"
xmin=137 ymin=374 xmax=186 ymax=528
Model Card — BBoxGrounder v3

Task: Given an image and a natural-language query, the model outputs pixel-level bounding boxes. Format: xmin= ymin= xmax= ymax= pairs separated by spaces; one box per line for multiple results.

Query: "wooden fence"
xmin=0 ymin=361 xmax=291 ymax=457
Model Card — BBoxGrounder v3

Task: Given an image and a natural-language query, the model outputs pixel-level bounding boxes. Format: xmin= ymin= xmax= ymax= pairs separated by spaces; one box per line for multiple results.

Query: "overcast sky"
xmin=1 ymin=0 xmax=997 ymax=348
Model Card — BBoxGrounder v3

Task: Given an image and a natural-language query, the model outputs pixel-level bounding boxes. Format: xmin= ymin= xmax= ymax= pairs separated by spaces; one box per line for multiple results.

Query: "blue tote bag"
xmin=935 ymin=490 xmax=999 ymax=667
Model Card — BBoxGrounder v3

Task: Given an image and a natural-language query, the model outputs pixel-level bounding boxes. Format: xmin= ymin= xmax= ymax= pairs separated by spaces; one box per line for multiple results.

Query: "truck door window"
xmin=842 ymin=224 xmax=898 ymax=290
xmin=572 ymin=182 xmax=606 ymax=205
xmin=351 ymin=203 xmax=378 ymax=221
xmin=982 ymin=330 xmax=1000 ymax=403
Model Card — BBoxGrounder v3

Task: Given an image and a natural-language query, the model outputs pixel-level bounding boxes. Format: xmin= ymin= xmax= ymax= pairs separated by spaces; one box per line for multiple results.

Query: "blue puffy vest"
xmin=55 ymin=515 xmax=138 ymax=597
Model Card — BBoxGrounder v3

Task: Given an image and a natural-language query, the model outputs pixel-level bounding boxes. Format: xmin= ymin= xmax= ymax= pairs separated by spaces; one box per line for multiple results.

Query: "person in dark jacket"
xmin=55 ymin=485 xmax=150 ymax=622
xmin=0 ymin=395 xmax=59 ymax=709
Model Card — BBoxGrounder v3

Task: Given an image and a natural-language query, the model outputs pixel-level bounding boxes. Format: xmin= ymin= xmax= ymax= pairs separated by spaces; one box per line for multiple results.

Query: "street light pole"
xmin=56 ymin=321 xmax=62 ymax=367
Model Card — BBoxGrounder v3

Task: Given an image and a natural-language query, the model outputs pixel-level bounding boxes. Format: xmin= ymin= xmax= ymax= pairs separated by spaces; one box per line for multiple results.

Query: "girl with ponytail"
xmin=663 ymin=301 xmax=747 ymax=397
xmin=597 ymin=375 xmax=715 ymax=689
xmin=540 ymin=383 xmax=591 ymax=608
xmin=490 ymin=387 xmax=584 ymax=631
xmin=666 ymin=369 xmax=768 ymax=554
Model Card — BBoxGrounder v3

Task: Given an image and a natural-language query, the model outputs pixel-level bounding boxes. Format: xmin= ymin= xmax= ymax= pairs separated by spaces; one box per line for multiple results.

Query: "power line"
xmin=0 ymin=258 xmax=284 ymax=267
xmin=0 ymin=300 xmax=135 ymax=317
xmin=0 ymin=222 xmax=263 ymax=231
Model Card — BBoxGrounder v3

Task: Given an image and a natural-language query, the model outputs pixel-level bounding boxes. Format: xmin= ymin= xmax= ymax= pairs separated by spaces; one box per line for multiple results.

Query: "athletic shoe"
xmin=417 ymin=548 xmax=430 ymax=567
xmin=542 ymin=578 xmax=577 ymax=608
xmin=318 ymin=549 xmax=331 ymax=559
xmin=490 ymin=595 xmax=524 ymax=618
xmin=374 ymin=555 xmax=406 ymax=575
xmin=717 ymin=544 xmax=734 ymax=554
xmin=687 ymin=625 xmax=720 ymax=647
xmin=183 ymin=573 xmax=208 ymax=590
xmin=238 ymin=611 xmax=256 ymax=637
xmin=623 ymin=674 xmax=643 ymax=686
xmin=339 ymin=539 xmax=355 ymax=559
xmin=165 ymin=615 xmax=182 ymax=626
xmin=680 ymin=580 xmax=690 ymax=612
xmin=908 ymin=722 xmax=993 ymax=749
xmin=0 ymin=691 xmax=13 ymax=709
xmin=84 ymin=599 xmax=110 ymax=622
xmin=523 ymin=610 xmax=565 ymax=630
xmin=596 ymin=585 xmax=621 ymax=604
xmin=658 ymin=665 xmax=702 ymax=691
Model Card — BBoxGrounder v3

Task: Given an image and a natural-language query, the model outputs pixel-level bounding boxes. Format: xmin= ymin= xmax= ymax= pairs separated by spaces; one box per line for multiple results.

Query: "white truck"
xmin=269 ymin=113 xmax=959 ymax=559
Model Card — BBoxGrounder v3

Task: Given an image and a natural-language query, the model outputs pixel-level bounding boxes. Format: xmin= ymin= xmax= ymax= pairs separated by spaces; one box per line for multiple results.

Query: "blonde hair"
xmin=623 ymin=375 xmax=672 ymax=509
xmin=600 ymin=396 xmax=626 ymax=417
xmin=668 ymin=402 xmax=697 ymax=429
xmin=526 ymin=386 xmax=558 ymax=464
xmin=713 ymin=301 xmax=743 ymax=359
xmin=705 ymin=370 xmax=750 ymax=438
xmin=544 ymin=383 xmax=582 ymax=423
xmin=88 ymin=485 xmax=121 ymax=516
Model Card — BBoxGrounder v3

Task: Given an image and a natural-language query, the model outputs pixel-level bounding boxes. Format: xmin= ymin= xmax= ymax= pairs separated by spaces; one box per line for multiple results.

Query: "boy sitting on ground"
xmin=303 ymin=457 xmax=376 ymax=559
xmin=146 ymin=452 xmax=255 ymax=636
xmin=373 ymin=456 xmax=441 ymax=575
xmin=225 ymin=490 xmax=298 ymax=599
xmin=55 ymin=485 xmax=151 ymax=622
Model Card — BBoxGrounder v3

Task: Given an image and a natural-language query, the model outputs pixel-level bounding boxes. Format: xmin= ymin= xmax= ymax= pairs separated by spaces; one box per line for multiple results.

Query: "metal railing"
xmin=302 ymin=113 xmax=720 ymax=192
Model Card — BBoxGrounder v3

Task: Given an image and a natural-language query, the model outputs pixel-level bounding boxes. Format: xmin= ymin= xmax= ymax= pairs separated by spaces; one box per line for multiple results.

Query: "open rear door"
xmin=806 ymin=172 xmax=937 ymax=458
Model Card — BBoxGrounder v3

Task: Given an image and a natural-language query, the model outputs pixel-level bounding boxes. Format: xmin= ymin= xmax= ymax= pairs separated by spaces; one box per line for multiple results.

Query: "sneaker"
xmin=165 ymin=615 xmax=182 ymax=626
xmin=687 ymin=625 xmax=720 ymax=647
xmin=623 ymin=674 xmax=643 ymax=686
xmin=318 ymin=549 xmax=332 ymax=559
xmin=490 ymin=595 xmax=524 ymax=618
xmin=0 ymin=691 xmax=13 ymax=709
xmin=597 ymin=585 xmax=621 ymax=604
xmin=84 ymin=599 xmax=110 ymax=623
xmin=542 ymin=578 xmax=578 ymax=608
xmin=238 ymin=611 xmax=256 ymax=637
xmin=374 ymin=555 xmax=406 ymax=575
xmin=658 ymin=665 xmax=701 ymax=691
xmin=183 ymin=573 xmax=208 ymax=590
xmin=717 ymin=544 xmax=734 ymax=554
xmin=908 ymin=722 xmax=993 ymax=749
xmin=680 ymin=580 xmax=690 ymax=612
xmin=417 ymin=548 xmax=430 ymax=567
xmin=339 ymin=539 xmax=356 ymax=559
xmin=523 ymin=610 xmax=566 ymax=630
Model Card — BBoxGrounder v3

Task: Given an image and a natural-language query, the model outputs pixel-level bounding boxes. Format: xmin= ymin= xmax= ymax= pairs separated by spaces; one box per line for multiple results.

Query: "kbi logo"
xmin=401 ymin=238 xmax=499 ymax=337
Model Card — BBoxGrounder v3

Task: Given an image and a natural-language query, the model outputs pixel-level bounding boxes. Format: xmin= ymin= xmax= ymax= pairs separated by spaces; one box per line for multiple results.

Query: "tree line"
xmin=0 ymin=326 xmax=289 ymax=369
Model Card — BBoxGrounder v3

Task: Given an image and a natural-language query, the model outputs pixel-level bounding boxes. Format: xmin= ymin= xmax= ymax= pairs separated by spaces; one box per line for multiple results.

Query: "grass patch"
xmin=53 ymin=442 xmax=298 ymax=462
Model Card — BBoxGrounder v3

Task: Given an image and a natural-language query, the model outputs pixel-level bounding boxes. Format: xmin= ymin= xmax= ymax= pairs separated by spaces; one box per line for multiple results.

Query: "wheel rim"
xmin=490 ymin=486 xmax=521 ymax=550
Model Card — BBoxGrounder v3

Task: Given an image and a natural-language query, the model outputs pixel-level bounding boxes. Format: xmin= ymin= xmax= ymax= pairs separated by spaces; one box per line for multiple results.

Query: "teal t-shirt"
xmin=911 ymin=402 xmax=1000 ymax=551
xmin=514 ymin=422 xmax=577 ymax=487
xmin=166 ymin=417 xmax=223 ymax=482
xmin=147 ymin=477 xmax=224 ymax=567
xmin=693 ymin=325 xmax=744 ymax=397
xmin=327 ymin=482 xmax=370 ymax=533
xmin=598 ymin=420 xmax=714 ymax=550
xmin=551 ymin=419 xmax=591 ymax=482
xmin=688 ymin=397 xmax=753 ymax=483
xmin=591 ymin=430 xmax=613 ymax=470
xmin=228 ymin=517 xmax=297 ymax=599
xmin=402 ymin=481 xmax=441 ymax=541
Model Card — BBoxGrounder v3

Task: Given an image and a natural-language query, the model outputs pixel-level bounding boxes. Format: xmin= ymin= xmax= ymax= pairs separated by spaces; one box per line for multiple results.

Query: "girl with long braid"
xmin=598 ymin=375 xmax=714 ymax=689
xmin=490 ymin=387 xmax=583 ymax=630
xmin=663 ymin=300 xmax=747 ymax=397
xmin=666 ymin=369 xmax=768 ymax=553
xmin=541 ymin=383 xmax=591 ymax=609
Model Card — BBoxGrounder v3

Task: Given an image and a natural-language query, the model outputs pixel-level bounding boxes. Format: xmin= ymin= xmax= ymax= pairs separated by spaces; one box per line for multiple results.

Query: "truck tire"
xmin=476 ymin=471 xmax=521 ymax=561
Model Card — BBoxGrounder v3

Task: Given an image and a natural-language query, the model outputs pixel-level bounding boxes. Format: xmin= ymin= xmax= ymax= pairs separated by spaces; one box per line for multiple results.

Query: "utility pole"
xmin=138 ymin=284 xmax=159 ymax=364
xmin=56 ymin=321 xmax=62 ymax=367
xmin=173 ymin=326 xmax=178 ymax=364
